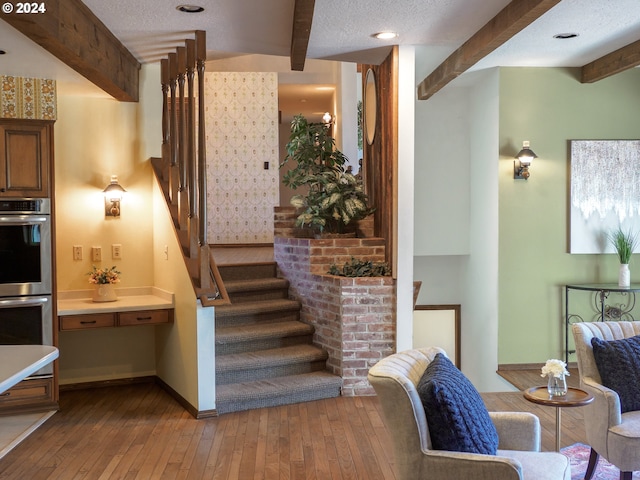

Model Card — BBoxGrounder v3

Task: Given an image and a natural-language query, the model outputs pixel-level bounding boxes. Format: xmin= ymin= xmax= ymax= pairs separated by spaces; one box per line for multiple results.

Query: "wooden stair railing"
xmin=153 ymin=30 xmax=230 ymax=307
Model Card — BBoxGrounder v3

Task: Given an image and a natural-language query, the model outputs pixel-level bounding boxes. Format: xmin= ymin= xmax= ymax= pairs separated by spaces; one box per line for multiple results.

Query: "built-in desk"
xmin=57 ymin=287 xmax=174 ymax=331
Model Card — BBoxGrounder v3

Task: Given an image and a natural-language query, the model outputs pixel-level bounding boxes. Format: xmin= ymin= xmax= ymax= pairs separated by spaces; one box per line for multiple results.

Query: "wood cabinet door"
xmin=0 ymin=120 xmax=52 ymax=197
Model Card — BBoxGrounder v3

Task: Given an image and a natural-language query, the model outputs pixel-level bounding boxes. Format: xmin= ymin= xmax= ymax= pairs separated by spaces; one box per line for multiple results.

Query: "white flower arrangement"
xmin=541 ymin=359 xmax=570 ymax=378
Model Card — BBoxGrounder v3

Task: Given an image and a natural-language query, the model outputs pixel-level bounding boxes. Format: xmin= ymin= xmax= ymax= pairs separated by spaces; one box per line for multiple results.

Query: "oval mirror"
xmin=364 ymin=68 xmax=377 ymax=145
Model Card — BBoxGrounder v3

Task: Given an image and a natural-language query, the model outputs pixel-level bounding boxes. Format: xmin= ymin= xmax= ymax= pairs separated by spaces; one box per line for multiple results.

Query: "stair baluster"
xmin=176 ymin=46 xmax=188 ymax=230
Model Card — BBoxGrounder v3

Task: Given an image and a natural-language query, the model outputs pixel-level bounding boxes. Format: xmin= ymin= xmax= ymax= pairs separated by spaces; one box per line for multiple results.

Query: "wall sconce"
xmin=103 ymin=175 xmax=126 ymax=217
xmin=514 ymin=141 xmax=537 ymax=180
xmin=322 ymin=112 xmax=335 ymax=124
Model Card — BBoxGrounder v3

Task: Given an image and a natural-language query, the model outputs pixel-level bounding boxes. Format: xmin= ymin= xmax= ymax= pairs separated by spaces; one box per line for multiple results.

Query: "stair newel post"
xmin=176 ymin=46 xmax=189 ymax=230
xmin=186 ymin=39 xmax=200 ymax=260
xmin=196 ymin=30 xmax=211 ymax=290
xmin=168 ymin=52 xmax=179 ymax=206
xmin=160 ymin=58 xmax=170 ymax=182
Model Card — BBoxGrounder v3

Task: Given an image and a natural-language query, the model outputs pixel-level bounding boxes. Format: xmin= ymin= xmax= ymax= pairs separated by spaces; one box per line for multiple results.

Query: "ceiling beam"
xmin=417 ymin=0 xmax=561 ymax=100
xmin=290 ymin=0 xmax=315 ymax=71
xmin=1 ymin=0 xmax=140 ymax=102
xmin=581 ymin=39 xmax=640 ymax=83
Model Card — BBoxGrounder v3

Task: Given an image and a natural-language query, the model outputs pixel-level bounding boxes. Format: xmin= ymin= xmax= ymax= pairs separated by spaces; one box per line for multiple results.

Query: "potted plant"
xmin=608 ymin=227 xmax=638 ymax=287
xmin=87 ymin=265 xmax=121 ymax=302
xmin=280 ymin=114 xmax=373 ymax=236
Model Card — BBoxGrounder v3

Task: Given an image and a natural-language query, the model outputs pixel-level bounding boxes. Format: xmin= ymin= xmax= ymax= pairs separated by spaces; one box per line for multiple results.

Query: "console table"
xmin=565 ymin=283 xmax=640 ymax=362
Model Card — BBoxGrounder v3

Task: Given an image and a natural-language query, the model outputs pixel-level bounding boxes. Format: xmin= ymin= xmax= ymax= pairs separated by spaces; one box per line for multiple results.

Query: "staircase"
xmin=214 ymin=259 xmax=342 ymax=414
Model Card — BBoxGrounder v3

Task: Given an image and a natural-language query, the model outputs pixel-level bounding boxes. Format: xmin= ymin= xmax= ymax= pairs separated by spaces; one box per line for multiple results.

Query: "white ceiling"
xmin=1 ymin=0 xmax=640 ymax=99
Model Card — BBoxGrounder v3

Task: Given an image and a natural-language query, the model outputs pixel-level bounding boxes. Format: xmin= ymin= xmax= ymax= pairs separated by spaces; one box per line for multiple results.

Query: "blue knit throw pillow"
xmin=416 ymin=353 xmax=498 ymax=455
xmin=591 ymin=334 xmax=640 ymax=413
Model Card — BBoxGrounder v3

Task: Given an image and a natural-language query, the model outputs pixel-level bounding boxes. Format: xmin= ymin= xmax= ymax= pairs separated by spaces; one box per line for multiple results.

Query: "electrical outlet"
xmin=73 ymin=245 xmax=83 ymax=261
xmin=92 ymin=246 xmax=102 ymax=262
xmin=112 ymin=244 xmax=122 ymax=260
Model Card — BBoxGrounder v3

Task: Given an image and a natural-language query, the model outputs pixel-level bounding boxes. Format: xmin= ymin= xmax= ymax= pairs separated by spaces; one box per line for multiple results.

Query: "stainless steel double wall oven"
xmin=0 ymin=198 xmax=53 ymax=377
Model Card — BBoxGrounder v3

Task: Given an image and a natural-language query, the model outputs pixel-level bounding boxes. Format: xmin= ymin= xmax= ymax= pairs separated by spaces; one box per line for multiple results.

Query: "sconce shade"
xmin=514 ymin=141 xmax=537 ymax=180
xmin=516 ymin=141 xmax=537 ymax=166
xmin=104 ymin=175 xmax=126 ymax=217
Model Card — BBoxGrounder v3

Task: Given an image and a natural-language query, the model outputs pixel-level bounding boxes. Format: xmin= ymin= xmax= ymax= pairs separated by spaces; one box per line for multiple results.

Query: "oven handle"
xmin=0 ymin=296 xmax=50 ymax=307
xmin=0 ymin=215 xmax=48 ymax=224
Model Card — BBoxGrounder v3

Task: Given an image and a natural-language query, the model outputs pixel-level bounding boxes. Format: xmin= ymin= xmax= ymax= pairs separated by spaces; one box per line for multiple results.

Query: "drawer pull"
xmin=137 ymin=316 xmax=152 ymax=321
xmin=80 ymin=320 xmax=97 ymax=324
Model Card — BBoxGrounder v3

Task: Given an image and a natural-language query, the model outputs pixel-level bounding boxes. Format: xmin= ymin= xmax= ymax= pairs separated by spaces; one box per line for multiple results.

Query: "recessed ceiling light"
xmin=373 ymin=31 xmax=398 ymax=40
xmin=553 ymin=33 xmax=579 ymax=39
xmin=176 ymin=5 xmax=204 ymax=13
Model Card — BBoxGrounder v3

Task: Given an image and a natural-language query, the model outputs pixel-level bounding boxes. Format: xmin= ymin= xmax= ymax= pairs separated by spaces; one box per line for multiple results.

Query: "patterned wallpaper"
xmin=0 ymin=76 xmax=56 ymax=120
xmin=204 ymin=72 xmax=279 ymax=244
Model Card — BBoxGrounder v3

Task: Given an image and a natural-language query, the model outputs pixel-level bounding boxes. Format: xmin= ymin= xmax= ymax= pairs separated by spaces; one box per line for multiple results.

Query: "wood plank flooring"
xmin=0 ymin=379 xmax=587 ymax=480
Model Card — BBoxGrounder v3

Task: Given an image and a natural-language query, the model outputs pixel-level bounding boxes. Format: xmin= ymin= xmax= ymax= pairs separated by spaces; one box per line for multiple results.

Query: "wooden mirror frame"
xmin=364 ymin=68 xmax=377 ymax=145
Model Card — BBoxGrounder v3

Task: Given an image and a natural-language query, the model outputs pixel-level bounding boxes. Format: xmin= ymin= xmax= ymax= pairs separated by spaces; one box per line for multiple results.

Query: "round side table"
xmin=523 ymin=386 xmax=593 ymax=451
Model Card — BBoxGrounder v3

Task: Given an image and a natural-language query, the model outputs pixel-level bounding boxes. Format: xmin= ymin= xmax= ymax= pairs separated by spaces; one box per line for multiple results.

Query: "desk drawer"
xmin=118 ymin=309 xmax=171 ymax=326
xmin=60 ymin=313 xmax=116 ymax=331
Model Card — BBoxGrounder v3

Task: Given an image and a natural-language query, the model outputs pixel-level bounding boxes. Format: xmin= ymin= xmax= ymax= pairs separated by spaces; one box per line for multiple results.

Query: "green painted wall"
xmin=498 ymin=67 xmax=640 ymax=364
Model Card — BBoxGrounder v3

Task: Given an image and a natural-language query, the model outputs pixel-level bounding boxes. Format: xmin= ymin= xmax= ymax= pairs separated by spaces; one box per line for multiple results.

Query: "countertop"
xmin=0 ymin=345 xmax=59 ymax=393
xmin=57 ymin=287 xmax=174 ymax=316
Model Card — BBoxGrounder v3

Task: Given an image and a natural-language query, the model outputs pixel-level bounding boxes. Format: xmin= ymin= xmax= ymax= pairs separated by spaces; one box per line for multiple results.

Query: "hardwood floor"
xmin=0 ymin=379 xmax=587 ymax=480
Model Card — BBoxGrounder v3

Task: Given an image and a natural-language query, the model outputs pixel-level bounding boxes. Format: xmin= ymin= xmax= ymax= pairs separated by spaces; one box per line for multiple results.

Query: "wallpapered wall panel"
xmin=0 ymin=76 xmax=56 ymax=120
xmin=204 ymin=72 xmax=279 ymax=244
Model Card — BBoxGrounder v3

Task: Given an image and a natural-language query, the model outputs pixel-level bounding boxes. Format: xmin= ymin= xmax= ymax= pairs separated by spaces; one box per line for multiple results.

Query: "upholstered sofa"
xmin=368 ymin=347 xmax=571 ymax=480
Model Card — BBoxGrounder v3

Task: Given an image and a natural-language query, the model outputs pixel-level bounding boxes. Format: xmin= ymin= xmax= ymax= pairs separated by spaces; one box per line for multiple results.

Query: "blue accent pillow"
xmin=416 ymin=353 xmax=498 ymax=455
xmin=591 ymin=334 xmax=640 ymax=413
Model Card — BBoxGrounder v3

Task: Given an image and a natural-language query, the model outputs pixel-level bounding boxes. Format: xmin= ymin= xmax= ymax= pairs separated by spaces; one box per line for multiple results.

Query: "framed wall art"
xmin=570 ymin=140 xmax=640 ymax=254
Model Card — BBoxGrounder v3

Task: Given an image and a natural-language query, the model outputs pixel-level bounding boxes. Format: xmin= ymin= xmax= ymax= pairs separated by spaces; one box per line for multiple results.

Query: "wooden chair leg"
xmin=584 ymin=448 xmax=599 ymax=480
xmin=620 ymin=472 xmax=633 ymax=480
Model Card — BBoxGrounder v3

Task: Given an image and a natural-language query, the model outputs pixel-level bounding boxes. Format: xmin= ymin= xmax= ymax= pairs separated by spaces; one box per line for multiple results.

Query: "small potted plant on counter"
xmin=87 ymin=265 xmax=121 ymax=302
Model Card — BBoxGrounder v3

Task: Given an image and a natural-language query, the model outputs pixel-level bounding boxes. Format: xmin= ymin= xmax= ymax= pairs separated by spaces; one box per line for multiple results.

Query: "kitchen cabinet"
xmin=0 ymin=377 xmax=55 ymax=414
xmin=0 ymin=119 xmax=53 ymax=198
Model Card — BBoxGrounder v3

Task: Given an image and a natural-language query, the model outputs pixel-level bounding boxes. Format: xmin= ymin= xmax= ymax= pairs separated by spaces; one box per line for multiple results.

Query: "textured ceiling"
xmin=1 ymin=0 xmax=640 ymax=98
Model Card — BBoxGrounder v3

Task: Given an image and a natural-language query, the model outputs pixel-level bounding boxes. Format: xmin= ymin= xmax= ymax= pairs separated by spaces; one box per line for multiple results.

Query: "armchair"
xmin=572 ymin=321 xmax=640 ymax=480
xmin=367 ymin=347 xmax=570 ymax=480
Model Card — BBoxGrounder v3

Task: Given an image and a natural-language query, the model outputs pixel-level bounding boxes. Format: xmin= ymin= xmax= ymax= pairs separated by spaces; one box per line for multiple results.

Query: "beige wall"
xmin=55 ymin=66 xmax=197 ymax=390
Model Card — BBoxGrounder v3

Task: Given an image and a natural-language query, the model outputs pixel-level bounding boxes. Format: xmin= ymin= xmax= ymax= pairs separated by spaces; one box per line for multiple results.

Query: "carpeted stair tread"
xmin=216 ymin=344 xmax=327 ymax=373
xmin=215 ymin=298 xmax=301 ymax=318
xmin=216 ymin=320 xmax=313 ymax=344
xmin=215 ymin=371 xmax=342 ymax=413
xmin=224 ymin=277 xmax=289 ymax=294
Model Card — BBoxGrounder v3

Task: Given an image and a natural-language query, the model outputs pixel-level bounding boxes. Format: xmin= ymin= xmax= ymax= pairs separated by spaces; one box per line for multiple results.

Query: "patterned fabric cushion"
xmin=416 ymin=353 xmax=498 ymax=455
xmin=591 ymin=334 xmax=640 ymax=413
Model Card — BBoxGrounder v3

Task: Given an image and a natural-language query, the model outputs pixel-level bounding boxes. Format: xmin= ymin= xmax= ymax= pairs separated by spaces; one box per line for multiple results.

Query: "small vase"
xmin=92 ymin=284 xmax=117 ymax=302
xmin=547 ymin=374 xmax=567 ymax=397
xmin=619 ymin=264 xmax=630 ymax=288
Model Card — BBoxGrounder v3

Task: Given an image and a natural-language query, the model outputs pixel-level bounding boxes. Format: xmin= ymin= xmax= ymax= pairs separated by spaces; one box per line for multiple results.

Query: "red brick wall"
xmin=274 ymin=236 xmax=396 ymax=396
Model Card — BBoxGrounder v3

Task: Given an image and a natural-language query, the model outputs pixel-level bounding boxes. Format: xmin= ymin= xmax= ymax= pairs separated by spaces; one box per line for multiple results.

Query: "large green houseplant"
xmin=280 ymin=114 xmax=373 ymax=235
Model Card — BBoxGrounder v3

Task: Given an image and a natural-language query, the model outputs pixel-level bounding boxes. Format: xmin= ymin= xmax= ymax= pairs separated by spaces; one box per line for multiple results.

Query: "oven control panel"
xmin=0 ymin=198 xmax=50 ymax=214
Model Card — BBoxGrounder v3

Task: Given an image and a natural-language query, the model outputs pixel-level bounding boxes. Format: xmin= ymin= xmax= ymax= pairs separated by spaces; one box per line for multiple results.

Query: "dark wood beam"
xmin=417 ymin=0 xmax=561 ymax=100
xmin=581 ymin=39 xmax=640 ymax=83
xmin=290 ymin=0 xmax=315 ymax=71
xmin=1 ymin=0 xmax=140 ymax=102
